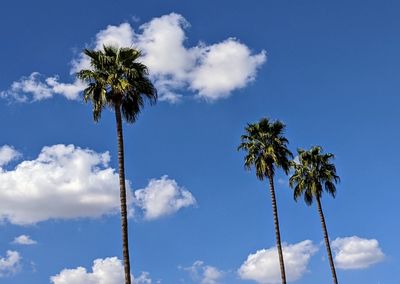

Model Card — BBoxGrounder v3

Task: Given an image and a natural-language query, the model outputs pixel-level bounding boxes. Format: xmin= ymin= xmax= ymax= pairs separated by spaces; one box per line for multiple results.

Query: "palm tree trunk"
xmin=115 ymin=105 xmax=132 ymax=284
xmin=267 ymin=167 xmax=287 ymax=284
xmin=316 ymin=197 xmax=338 ymax=284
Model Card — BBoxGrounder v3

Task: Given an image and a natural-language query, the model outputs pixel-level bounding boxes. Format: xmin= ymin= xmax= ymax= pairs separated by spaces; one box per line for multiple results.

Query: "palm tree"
xmin=289 ymin=146 xmax=340 ymax=284
xmin=77 ymin=45 xmax=157 ymax=284
xmin=238 ymin=118 xmax=293 ymax=284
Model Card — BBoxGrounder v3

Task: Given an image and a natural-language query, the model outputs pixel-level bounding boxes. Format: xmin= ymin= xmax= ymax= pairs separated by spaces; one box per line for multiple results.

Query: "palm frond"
xmin=289 ymin=146 xmax=340 ymax=206
xmin=76 ymin=45 xmax=157 ymax=122
xmin=238 ymin=118 xmax=293 ymax=181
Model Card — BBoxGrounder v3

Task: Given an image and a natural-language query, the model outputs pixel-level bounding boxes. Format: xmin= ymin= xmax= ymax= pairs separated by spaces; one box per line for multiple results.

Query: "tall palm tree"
xmin=289 ymin=146 xmax=340 ymax=284
xmin=238 ymin=118 xmax=293 ymax=284
xmin=77 ymin=45 xmax=157 ymax=284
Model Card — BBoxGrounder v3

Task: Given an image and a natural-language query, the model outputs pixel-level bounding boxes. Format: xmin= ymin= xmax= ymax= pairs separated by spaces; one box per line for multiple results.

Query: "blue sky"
xmin=0 ymin=0 xmax=399 ymax=283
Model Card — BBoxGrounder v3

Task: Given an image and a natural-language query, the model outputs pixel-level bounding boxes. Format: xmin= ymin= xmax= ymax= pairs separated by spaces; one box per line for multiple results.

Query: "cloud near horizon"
xmin=238 ymin=240 xmax=318 ymax=284
xmin=1 ymin=13 xmax=265 ymax=103
xmin=50 ymin=257 xmax=153 ymax=284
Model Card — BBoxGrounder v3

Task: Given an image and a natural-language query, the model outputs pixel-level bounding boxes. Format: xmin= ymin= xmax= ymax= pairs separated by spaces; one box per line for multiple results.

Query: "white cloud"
xmin=0 ymin=144 xmax=191 ymax=224
xmin=134 ymin=175 xmax=196 ymax=220
xmin=50 ymin=257 xmax=152 ymax=284
xmin=184 ymin=261 xmax=224 ymax=284
xmin=138 ymin=14 xmax=193 ymax=77
xmin=0 ymin=72 xmax=53 ymax=102
xmin=135 ymin=13 xmax=195 ymax=103
xmin=0 ymin=251 xmax=21 ymax=277
xmin=0 ymin=144 xmax=131 ymax=225
xmin=134 ymin=272 xmax=153 ymax=284
xmin=0 ymin=145 xmax=21 ymax=167
xmin=332 ymin=236 xmax=385 ymax=269
xmin=12 ymin=235 xmax=37 ymax=245
xmin=137 ymin=13 xmax=266 ymax=102
xmin=189 ymin=38 xmax=266 ymax=100
xmin=2 ymin=13 xmax=265 ymax=103
xmin=70 ymin=22 xmax=136 ymax=75
xmin=0 ymin=73 xmax=84 ymax=102
xmin=238 ymin=240 xmax=318 ymax=284
xmin=45 ymin=76 xmax=86 ymax=100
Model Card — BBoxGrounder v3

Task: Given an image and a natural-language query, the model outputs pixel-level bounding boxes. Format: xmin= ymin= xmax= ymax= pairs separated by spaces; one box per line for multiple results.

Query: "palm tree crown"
xmin=289 ymin=146 xmax=340 ymax=205
xmin=77 ymin=45 xmax=157 ymax=122
xmin=238 ymin=118 xmax=293 ymax=178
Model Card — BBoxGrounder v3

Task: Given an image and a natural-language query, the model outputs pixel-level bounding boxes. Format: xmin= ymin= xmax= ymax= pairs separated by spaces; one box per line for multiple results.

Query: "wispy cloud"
xmin=0 ymin=73 xmax=84 ymax=102
xmin=0 ymin=251 xmax=21 ymax=277
xmin=183 ymin=260 xmax=224 ymax=284
xmin=12 ymin=235 xmax=37 ymax=245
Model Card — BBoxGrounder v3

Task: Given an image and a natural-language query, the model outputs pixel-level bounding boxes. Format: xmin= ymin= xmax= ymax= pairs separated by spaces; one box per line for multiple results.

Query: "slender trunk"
xmin=115 ymin=105 xmax=132 ymax=284
xmin=267 ymin=167 xmax=287 ymax=284
xmin=316 ymin=197 xmax=338 ymax=284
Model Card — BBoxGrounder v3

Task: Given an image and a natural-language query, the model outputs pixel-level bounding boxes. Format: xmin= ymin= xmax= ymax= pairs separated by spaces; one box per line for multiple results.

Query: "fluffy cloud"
xmin=135 ymin=14 xmax=194 ymax=103
xmin=12 ymin=235 xmax=37 ymax=245
xmin=2 ymin=13 xmax=265 ymax=103
xmin=238 ymin=240 xmax=318 ymax=284
xmin=0 ymin=144 xmax=193 ymax=224
xmin=0 ymin=144 xmax=130 ymax=225
xmin=0 ymin=73 xmax=84 ymax=102
xmin=0 ymin=145 xmax=20 ymax=167
xmin=50 ymin=257 xmax=152 ymax=284
xmin=134 ymin=175 xmax=196 ymax=220
xmin=189 ymin=38 xmax=266 ymax=100
xmin=0 ymin=251 xmax=21 ymax=277
xmin=184 ymin=261 xmax=224 ymax=284
xmin=332 ymin=236 xmax=385 ymax=269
